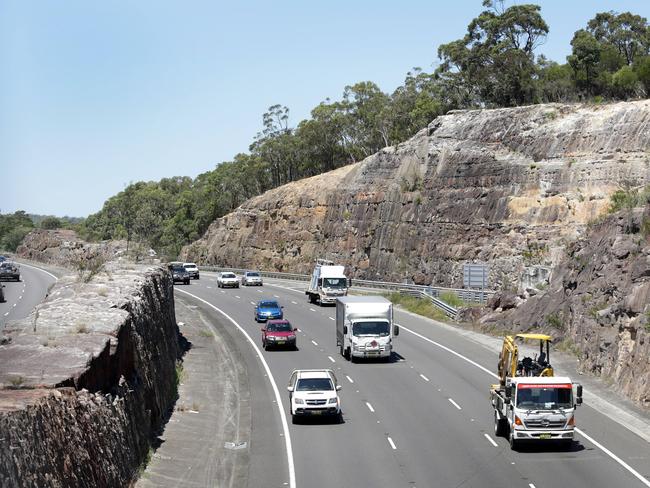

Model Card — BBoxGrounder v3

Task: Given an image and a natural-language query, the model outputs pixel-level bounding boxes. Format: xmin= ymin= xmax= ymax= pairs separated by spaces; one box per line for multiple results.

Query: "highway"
xmin=0 ymin=262 xmax=58 ymax=330
xmin=174 ymin=273 xmax=650 ymax=488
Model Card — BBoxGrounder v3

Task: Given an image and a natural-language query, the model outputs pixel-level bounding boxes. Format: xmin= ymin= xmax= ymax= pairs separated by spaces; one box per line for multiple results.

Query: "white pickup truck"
xmin=287 ymin=369 xmax=342 ymax=423
xmin=491 ymin=376 xmax=583 ymax=449
xmin=217 ymin=272 xmax=239 ymax=288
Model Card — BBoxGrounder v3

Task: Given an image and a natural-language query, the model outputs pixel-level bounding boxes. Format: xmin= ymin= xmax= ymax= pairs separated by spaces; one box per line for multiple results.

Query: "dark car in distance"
xmin=262 ymin=319 xmax=297 ymax=350
xmin=0 ymin=262 xmax=20 ymax=282
xmin=255 ymin=300 xmax=283 ymax=322
xmin=0 ymin=284 xmax=5 ymax=303
xmin=169 ymin=263 xmax=190 ymax=285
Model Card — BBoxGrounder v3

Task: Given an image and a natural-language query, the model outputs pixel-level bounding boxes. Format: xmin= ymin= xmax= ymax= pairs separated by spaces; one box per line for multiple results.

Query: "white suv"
xmin=217 ymin=272 xmax=239 ymax=288
xmin=287 ymin=369 xmax=341 ymax=423
xmin=183 ymin=263 xmax=200 ymax=280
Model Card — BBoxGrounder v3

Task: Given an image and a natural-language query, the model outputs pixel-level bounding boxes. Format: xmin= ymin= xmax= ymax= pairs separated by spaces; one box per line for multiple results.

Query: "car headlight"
xmin=328 ymin=398 xmax=338 ymax=404
xmin=294 ymin=398 xmax=304 ymax=404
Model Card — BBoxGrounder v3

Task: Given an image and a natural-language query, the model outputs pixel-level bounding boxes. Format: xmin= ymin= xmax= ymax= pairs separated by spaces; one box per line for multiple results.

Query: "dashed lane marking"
xmin=329 ymin=317 xmax=335 ymax=321
xmin=309 ymin=308 xmax=316 ymax=312
xmin=291 ymin=301 xmax=297 ymax=304
xmin=484 ymin=434 xmax=498 ymax=447
xmin=346 ymin=375 xmax=354 ymax=383
xmin=419 ymin=374 xmax=430 ymax=382
xmin=250 ymin=301 xmax=256 ymax=305
xmin=328 ymin=356 xmax=335 ymax=363
xmin=311 ymin=340 xmax=318 ymax=346
xmin=387 ymin=437 xmax=397 ymax=450
xmin=235 ymin=295 xmax=241 ymax=299
xmin=274 ymin=295 xmax=280 ymax=298
xmin=366 ymin=402 xmax=375 ymax=413
xmin=448 ymin=398 xmax=462 ymax=410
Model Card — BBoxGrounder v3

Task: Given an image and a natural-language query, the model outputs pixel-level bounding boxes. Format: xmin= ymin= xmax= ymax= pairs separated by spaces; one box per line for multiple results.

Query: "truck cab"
xmin=306 ymin=259 xmax=348 ymax=305
xmin=492 ymin=376 xmax=582 ymax=449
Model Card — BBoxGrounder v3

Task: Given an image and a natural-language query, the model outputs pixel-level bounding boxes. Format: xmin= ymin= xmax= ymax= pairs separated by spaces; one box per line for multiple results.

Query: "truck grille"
xmin=524 ymin=419 xmax=566 ymax=430
xmin=306 ymin=399 xmax=327 ymax=405
xmin=357 ymin=344 xmax=386 ymax=352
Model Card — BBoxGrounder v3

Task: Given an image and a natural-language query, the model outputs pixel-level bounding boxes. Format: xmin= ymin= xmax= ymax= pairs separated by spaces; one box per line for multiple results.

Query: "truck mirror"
xmin=505 ymin=385 xmax=512 ymax=401
xmin=287 ymin=386 xmax=294 ymax=392
xmin=343 ymin=326 xmax=348 ymax=334
xmin=576 ymin=384 xmax=583 ymax=405
xmin=394 ymin=325 xmax=399 ymax=336
xmin=336 ymin=385 xmax=342 ymax=391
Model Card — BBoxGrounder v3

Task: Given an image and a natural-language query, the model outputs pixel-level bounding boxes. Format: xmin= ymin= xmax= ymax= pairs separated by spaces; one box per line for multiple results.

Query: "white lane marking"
xmin=274 ymin=294 xmax=280 ymax=298
xmin=258 ymin=290 xmax=263 ymax=293
xmin=365 ymin=402 xmax=375 ymax=413
xmin=575 ymin=427 xmax=650 ymax=487
xmin=3 ymin=312 xmax=8 ymax=316
xmin=387 ymin=437 xmax=397 ymax=450
xmin=328 ymin=356 xmax=335 ymax=363
xmin=529 ymin=484 xmax=536 ymax=488
xmin=346 ymin=375 xmax=354 ymax=383
xmin=16 ymin=262 xmax=58 ymax=281
xmin=397 ymin=322 xmax=650 ymax=487
xmin=175 ymin=288 xmax=296 ymax=488
xmin=13 ymin=304 xmax=16 ymax=308
xmin=484 ymin=433 xmax=498 ymax=447
xmin=448 ymin=398 xmax=462 ymax=410
xmin=291 ymin=301 xmax=297 ymax=305
xmin=206 ymin=286 xmax=212 ymax=289
xmin=329 ymin=317 xmax=335 ymax=321
xmin=250 ymin=301 xmax=256 ymax=305
xmin=234 ymin=295 xmax=240 ymax=299
xmin=18 ymin=296 xmax=23 ymax=300
xmin=309 ymin=308 xmax=316 ymax=312
xmin=220 ymin=290 xmax=225 ymax=294
xmin=311 ymin=340 xmax=318 ymax=346
xmin=419 ymin=374 xmax=430 ymax=382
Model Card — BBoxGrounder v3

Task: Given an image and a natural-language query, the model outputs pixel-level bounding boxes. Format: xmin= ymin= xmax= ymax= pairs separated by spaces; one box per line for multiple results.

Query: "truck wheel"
xmin=494 ymin=412 xmax=507 ymax=437
xmin=509 ymin=431 xmax=518 ymax=450
xmin=344 ymin=347 xmax=351 ymax=361
xmin=291 ymin=414 xmax=298 ymax=424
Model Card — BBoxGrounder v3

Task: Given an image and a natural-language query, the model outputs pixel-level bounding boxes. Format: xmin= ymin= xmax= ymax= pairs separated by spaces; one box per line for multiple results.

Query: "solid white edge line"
xmin=574 ymin=427 xmax=650 ymax=487
xmin=419 ymin=374 xmax=430 ymax=382
xmin=175 ymin=288 xmax=296 ymax=488
xmin=397 ymin=322 xmax=650 ymax=487
xmin=366 ymin=402 xmax=375 ymax=413
xmin=448 ymin=398 xmax=462 ymax=410
xmin=387 ymin=437 xmax=397 ymax=450
xmin=484 ymin=433 xmax=498 ymax=447
xmin=16 ymin=262 xmax=58 ymax=281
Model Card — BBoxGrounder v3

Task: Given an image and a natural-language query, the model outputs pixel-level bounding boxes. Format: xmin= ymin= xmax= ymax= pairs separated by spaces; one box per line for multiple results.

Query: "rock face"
xmin=0 ymin=264 xmax=181 ymax=487
xmin=485 ymin=209 xmax=650 ymax=408
xmin=16 ymin=229 xmax=127 ymax=269
xmin=182 ymin=101 xmax=650 ymax=290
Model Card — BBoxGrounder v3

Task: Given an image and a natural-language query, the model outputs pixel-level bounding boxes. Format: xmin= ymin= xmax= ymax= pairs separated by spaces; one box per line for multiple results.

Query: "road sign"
xmin=463 ymin=263 xmax=489 ymax=289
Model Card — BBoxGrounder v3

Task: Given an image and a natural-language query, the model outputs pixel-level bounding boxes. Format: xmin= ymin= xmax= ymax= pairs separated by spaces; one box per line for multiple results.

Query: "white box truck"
xmin=306 ymin=259 xmax=348 ymax=306
xmin=336 ymin=296 xmax=398 ymax=361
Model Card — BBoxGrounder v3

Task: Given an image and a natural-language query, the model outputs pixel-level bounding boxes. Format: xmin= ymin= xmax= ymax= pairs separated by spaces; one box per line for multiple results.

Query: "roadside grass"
xmin=385 ymin=292 xmax=448 ymax=321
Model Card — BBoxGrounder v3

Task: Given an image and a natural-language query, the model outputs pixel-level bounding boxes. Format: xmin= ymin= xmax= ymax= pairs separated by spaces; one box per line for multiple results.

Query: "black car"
xmin=0 ymin=284 xmax=5 ymax=303
xmin=0 ymin=262 xmax=20 ymax=282
xmin=169 ymin=264 xmax=190 ymax=285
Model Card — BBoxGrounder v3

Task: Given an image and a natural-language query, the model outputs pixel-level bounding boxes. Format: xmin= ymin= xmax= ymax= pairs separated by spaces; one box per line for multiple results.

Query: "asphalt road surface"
xmin=0 ymin=262 xmax=57 ymax=330
xmin=174 ymin=272 xmax=649 ymax=488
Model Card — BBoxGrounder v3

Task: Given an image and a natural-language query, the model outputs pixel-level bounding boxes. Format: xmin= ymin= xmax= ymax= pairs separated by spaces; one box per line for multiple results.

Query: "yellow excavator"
xmin=496 ymin=333 xmax=554 ymax=387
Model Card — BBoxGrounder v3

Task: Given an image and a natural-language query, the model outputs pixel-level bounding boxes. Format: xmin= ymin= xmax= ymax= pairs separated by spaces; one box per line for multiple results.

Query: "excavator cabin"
xmin=497 ymin=333 xmax=554 ymax=387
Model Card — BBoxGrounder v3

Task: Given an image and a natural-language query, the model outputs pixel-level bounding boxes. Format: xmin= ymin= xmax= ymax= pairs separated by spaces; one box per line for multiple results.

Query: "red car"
xmin=262 ymin=319 xmax=297 ymax=350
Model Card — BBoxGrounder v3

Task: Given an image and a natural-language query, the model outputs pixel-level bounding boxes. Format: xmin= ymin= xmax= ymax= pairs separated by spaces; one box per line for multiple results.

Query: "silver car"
xmin=242 ymin=271 xmax=263 ymax=286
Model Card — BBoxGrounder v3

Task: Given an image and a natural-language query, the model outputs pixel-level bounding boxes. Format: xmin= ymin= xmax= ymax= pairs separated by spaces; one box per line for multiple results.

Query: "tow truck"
xmin=490 ymin=334 xmax=582 ymax=449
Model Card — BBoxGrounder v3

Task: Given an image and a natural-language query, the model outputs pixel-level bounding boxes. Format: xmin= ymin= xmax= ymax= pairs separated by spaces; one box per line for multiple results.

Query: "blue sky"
xmin=2 ymin=0 xmax=649 ymax=217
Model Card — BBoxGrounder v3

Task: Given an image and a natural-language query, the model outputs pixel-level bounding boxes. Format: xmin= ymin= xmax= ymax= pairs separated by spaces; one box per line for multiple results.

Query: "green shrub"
xmin=386 ymin=293 xmax=448 ymax=321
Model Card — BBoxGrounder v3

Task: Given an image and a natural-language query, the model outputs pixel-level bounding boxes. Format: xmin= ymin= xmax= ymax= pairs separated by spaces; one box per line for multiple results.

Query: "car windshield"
xmin=260 ymin=301 xmax=279 ymax=309
xmin=352 ymin=321 xmax=390 ymax=337
xmin=323 ymin=277 xmax=346 ymax=289
xmin=296 ymin=378 xmax=333 ymax=391
xmin=184 ymin=264 xmax=197 ymax=269
xmin=516 ymin=385 xmax=573 ymax=409
xmin=222 ymin=273 xmax=236 ymax=278
xmin=171 ymin=265 xmax=185 ymax=272
xmin=267 ymin=322 xmax=292 ymax=332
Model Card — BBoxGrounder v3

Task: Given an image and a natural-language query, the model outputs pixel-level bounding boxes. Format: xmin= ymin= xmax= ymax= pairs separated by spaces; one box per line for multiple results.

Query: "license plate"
xmin=539 ymin=433 xmax=552 ymax=439
xmin=367 ymin=351 xmax=379 ymax=355
xmin=277 ymin=341 xmax=285 ymax=345
xmin=311 ymin=410 xmax=322 ymax=415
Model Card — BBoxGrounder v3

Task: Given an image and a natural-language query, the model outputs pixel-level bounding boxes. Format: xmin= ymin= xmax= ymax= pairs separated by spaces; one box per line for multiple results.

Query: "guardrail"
xmin=201 ymin=266 xmax=495 ymax=318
